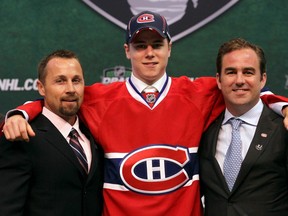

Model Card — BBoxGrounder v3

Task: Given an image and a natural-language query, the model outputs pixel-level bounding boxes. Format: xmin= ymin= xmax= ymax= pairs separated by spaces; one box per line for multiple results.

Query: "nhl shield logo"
xmin=82 ymin=0 xmax=239 ymax=42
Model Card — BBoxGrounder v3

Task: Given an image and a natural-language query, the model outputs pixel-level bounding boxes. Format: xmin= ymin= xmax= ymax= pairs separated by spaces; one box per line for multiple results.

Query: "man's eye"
xmin=244 ymin=71 xmax=254 ymax=75
xmin=152 ymin=44 xmax=163 ymax=49
xmin=135 ymin=44 xmax=147 ymax=49
xmin=73 ymin=79 xmax=81 ymax=83
xmin=226 ymin=71 xmax=235 ymax=75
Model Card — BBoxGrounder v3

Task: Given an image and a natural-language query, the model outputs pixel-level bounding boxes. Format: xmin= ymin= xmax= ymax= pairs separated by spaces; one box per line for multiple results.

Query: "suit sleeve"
xmin=0 ymin=136 xmax=31 ymax=215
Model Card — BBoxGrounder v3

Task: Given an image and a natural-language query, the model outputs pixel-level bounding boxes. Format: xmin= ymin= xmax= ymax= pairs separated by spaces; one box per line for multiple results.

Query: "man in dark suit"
xmin=199 ymin=38 xmax=288 ymax=216
xmin=0 ymin=50 xmax=104 ymax=216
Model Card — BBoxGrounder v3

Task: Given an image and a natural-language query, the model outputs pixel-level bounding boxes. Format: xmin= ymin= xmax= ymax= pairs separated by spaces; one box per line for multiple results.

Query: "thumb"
xmin=27 ymin=123 xmax=36 ymax=137
xmin=284 ymin=118 xmax=288 ymax=131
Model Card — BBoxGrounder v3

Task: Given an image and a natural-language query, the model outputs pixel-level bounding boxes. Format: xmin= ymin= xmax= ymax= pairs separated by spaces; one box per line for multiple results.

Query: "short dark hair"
xmin=38 ymin=49 xmax=80 ymax=83
xmin=216 ymin=38 xmax=266 ymax=75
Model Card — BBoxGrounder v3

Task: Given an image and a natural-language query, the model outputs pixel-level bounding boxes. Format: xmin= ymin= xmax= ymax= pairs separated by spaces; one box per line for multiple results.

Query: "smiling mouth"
xmin=143 ymin=62 xmax=157 ymax=66
xmin=62 ymin=98 xmax=78 ymax=103
xmin=233 ymin=89 xmax=247 ymax=92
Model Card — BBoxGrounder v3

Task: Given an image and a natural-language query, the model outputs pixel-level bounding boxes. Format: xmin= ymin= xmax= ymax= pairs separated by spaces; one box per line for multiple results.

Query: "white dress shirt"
xmin=42 ymin=107 xmax=92 ymax=171
xmin=215 ymin=100 xmax=264 ymax=173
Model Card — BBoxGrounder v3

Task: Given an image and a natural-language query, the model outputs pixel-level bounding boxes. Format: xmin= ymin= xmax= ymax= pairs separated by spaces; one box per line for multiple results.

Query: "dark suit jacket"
xmin=0 ymin=114 xmax=104 ymax=216
xmin=199 ymin=105 xmax=288 ymax=216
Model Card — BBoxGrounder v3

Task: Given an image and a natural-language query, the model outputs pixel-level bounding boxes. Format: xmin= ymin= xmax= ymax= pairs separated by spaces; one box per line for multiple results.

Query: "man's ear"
xmin=216 ymin=73 xmax=222 ymax=90
xmin=168 ymin=41 xmax=172 ymax=57
xmin=260 ymin=72 xmax=267 ymax=89
xmin=124 ymin=43 xmax=131 ymax=59
xmin=37 ymin=80 xmax=45 ymax=97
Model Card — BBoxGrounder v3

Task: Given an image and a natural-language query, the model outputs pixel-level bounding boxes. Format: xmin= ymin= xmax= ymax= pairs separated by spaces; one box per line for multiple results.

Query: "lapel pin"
xmin=261 ymin=133 xmax=267 ymax=138
xmin=255 ymin=144 xmax=263 ymax=151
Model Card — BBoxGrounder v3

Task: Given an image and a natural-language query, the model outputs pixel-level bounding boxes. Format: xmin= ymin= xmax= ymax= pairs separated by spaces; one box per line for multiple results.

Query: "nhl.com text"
xmin=0 ymin=79 xmax=37 ymax=91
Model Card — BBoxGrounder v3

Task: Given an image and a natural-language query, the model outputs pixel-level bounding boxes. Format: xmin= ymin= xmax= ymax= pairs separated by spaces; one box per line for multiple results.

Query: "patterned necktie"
xmin=68 ymin=128 xmax=88 ymax=174
xmin=142 ymin=86 xmax=159 ymax=107
xmin=223 ymin=118 xmax=242 ymax=191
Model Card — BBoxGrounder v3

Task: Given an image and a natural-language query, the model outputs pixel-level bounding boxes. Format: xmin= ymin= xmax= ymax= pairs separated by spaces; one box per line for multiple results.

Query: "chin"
xmin=60 ymin=106 xmax=79 ymax=116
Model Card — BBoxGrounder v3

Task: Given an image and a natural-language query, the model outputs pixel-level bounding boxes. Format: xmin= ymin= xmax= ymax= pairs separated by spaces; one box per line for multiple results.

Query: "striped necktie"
xmin=68 ymin=128 xmax=88 ymax=174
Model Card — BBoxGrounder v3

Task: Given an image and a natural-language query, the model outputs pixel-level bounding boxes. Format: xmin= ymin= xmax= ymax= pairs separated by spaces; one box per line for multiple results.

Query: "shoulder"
xmin=260 ymin=105 xmax=287 ymax=136
xmin=84 ymin=82 xmax=126 ymax=102
xmin=30 ymin=114 xmax=52 ymax=129
xmin=85 ymin=81 xmax=125 ymax=93
xmin=170 ymin=76 xmax=217 ymax=89
xmin=262 ymin=104 xmax=284 ymax=122
xmin=169 ymin=76 xmax=220 ymax=100
xmin=204 ymin=112 xmax=224 ymax=133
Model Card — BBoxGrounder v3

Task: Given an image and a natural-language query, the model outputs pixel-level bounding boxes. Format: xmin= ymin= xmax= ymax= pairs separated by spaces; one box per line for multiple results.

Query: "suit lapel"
xmin=232 ymin=106 xmax=277 ymax=192
xmin=206 ymin=113 xmax=232 ymax=193
xmin=34 ymin=115 xmax=88 ymax=177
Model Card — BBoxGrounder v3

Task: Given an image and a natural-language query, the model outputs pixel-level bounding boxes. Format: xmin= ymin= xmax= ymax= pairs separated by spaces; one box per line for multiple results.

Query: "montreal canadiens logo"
xmin=120 ymin=145 xmax=190 ymax=194
xmin=137 ymin=14 xmax=155 ymax=23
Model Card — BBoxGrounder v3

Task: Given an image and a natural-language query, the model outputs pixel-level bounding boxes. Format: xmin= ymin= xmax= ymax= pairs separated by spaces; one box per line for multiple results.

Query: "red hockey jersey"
xmin=81 ymin=76 xmax=223 ymax=216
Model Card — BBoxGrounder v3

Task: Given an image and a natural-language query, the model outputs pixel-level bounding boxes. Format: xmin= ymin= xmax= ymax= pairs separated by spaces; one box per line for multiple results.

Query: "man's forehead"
xmin=47 ymin=57 xmax=79 ymax=68
xmin=49 ymin=57 xmax=76 ymax=63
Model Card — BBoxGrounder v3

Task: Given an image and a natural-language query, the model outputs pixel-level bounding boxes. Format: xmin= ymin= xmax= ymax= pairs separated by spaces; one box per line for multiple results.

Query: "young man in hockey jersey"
xmin=3 ymin=11 xmax=288 ymax=216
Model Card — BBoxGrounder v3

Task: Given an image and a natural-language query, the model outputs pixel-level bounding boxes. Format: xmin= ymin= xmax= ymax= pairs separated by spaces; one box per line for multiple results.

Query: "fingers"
xmin=2 ymin=115 xmax=34 ymax=142
xmin=284 ymin=118 xmax=288 ymax=130
xmin=27 ymin=124 xmax=36 ymax=137
xmin=282 ymin=106 xmax=288 ymax=130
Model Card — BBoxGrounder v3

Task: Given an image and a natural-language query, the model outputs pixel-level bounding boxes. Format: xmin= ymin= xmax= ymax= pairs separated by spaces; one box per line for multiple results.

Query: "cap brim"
xmin=129 ymin=27 xmax=167 ymax=43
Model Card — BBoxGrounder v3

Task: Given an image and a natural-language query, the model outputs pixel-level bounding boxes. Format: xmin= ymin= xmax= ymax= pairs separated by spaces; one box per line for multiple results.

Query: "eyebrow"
xmin=224 ymin=67 xmax=256 ymax=71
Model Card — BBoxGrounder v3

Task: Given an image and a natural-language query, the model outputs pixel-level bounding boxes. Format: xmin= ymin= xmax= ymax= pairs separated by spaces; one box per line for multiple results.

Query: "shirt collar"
xmin=42 ymin=107 xmax=81 ymax=139
xmin=130 ymin=73 xmax=167 ymax=93
xmin=223 ymin=99 xmax=264 ymax=126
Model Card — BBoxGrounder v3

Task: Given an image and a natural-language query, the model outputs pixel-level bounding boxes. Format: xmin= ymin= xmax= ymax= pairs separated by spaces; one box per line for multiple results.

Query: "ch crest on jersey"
xmin=119 ymin=145 xmax=197 ymax=195
xmin=82 ymin=0 xmax=239 ymax=42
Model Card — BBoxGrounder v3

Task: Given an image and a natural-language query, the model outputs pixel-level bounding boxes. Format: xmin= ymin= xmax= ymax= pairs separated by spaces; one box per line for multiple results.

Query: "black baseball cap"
xmin=125 ymin=11 xmax=171 ymax=44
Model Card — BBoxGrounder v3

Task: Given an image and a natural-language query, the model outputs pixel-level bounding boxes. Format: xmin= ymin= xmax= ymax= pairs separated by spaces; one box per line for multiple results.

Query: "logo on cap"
xmin=137 ymin=14 xmax=155 ymax=23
